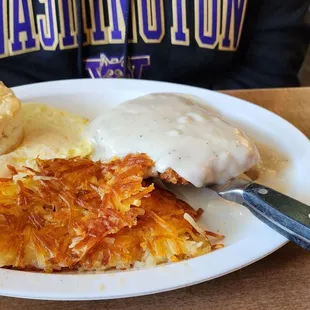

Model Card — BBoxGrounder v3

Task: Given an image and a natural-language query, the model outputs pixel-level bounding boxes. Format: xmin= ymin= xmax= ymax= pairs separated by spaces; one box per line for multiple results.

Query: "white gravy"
xmin=245 ymin=142 xmax=290 ymax=193
xmin=87 ymin=93 xmax=260 ymax=187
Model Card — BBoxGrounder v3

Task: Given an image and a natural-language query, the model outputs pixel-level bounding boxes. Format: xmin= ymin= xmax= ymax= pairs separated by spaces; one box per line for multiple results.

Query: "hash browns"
xmin=0 ymin=154 xmax=220 ymax=272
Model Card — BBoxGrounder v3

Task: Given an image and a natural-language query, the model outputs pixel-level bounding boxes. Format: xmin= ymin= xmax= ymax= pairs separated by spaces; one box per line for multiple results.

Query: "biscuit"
xmin=0 ymin=82 xmax=23 ymax=155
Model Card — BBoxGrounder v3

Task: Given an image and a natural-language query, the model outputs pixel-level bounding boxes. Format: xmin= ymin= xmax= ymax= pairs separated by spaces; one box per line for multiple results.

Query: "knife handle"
xmin=243 ymin=183 xmax=310 ymax=251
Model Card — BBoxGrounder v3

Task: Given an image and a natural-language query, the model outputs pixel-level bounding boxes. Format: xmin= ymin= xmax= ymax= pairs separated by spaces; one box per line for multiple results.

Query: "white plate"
xmin=1 ymin=79 xmax=310 ymax=300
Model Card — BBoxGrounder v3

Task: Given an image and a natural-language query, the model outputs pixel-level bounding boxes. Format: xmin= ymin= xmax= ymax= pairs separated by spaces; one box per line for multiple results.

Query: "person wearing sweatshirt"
xmin=0 ymin=0 xmax=309 ymax=89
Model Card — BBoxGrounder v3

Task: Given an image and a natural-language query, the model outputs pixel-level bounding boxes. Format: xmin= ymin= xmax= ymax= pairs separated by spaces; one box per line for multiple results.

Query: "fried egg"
xmin=0 ymin=103 xmax=92 ymax=177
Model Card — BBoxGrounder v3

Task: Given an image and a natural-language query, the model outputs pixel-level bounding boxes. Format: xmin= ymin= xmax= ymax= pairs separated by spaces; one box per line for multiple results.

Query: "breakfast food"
xmin=0 ymin=155 xmax=221 ymax=272
xmin=87 ymin=93 xmax=260 ymax=187
xmin=1 ymin=84 xmax=271 ymax=274
xmin=0 ymin=103 xmax=92 ymax=177
xmin=0 ymin=82 xmax=23 ymax=155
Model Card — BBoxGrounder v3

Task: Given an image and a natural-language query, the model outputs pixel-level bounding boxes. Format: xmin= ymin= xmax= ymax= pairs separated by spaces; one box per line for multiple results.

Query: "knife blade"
xmin=209 ymin=179 xmax=310 ymax=251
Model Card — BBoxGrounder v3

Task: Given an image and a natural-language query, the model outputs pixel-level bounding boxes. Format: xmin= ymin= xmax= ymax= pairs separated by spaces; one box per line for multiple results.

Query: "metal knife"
xmin=210 ymin=178 xmax=310 ymax=251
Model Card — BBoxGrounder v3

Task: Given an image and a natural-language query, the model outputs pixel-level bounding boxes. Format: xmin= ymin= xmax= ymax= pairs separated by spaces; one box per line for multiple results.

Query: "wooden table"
xmin=1 ymin=88 xmax=309 ymax=310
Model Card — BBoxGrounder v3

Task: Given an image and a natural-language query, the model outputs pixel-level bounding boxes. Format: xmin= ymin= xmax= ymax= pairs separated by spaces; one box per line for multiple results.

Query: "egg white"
xmin=0 ymin=103 xmax=93 ymax=177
